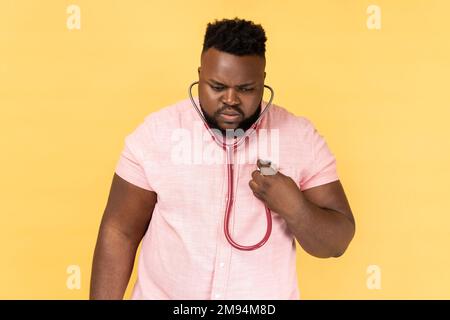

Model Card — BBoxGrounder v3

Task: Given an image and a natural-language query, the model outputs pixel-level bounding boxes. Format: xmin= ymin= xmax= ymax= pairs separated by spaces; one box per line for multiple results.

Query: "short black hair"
xmin=202 ymin=18 xmax=267 ymax=58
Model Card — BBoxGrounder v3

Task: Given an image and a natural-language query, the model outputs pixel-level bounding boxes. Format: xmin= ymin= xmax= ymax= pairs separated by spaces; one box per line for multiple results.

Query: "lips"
xmin=219 ymin=113 xmax=241 ymax=122
xmin=221 ymin=112 xmax=240 ymax=116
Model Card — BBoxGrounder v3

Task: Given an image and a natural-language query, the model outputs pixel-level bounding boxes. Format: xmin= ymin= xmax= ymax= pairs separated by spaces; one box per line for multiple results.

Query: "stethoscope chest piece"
xmin=257 ymin=159 xmax=278 ymax=176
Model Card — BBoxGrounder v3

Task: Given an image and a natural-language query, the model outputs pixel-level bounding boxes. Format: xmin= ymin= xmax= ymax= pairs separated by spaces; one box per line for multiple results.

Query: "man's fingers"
xmin=249 ymin=178 xmax=267 ymax=199
xmin=251 ymin=169 xmax=263 ymax=181
xmin=252 ymin=191 xmax=264 ymax=201
xmin=248 ymin=179 xmax=259 ymax=191
xmin=249 ymin=180 xmax=264 ymax=199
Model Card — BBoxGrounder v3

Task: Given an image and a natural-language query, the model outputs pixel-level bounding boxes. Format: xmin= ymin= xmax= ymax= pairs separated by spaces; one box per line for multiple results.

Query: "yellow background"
xmin=1 ymin=0 xmax=449 ymax=299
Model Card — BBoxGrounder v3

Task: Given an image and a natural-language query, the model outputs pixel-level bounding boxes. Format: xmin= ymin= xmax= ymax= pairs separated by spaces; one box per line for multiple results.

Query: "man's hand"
xmin=248 ymin=168 xmax=302 ymax=220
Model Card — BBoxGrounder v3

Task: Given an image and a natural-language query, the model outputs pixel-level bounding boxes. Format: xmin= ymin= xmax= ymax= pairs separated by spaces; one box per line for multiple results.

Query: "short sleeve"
xmin=299 ymin=118 xmax=339 ymax=191
xmin=115 ymin=121 xmax=154 ymax=191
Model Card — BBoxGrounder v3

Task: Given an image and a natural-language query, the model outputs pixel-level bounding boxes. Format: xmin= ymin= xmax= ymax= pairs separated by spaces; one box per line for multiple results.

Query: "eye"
xmin=210 ymin=85 xmax=225 ymax=91
xmin=239 ymin=87 xmax=254 ymax=92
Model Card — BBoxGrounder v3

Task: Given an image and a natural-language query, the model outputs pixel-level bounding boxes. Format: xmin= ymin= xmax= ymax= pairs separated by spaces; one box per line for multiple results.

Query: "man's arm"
xmin=284 ymin=180 xmax=355 ymax=258
xmin=90 ymin=173 xmax=157 ymax=299
xmin=249 ymin=171 xmax=355 ymax=259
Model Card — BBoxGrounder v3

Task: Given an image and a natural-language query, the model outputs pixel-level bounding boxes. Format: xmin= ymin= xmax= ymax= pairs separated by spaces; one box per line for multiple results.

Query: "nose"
xmin=222 ymin=88 xmax=240 ymax=106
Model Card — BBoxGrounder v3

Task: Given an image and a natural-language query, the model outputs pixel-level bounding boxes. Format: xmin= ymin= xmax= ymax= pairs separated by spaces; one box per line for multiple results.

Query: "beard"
xmin=199 ymin=101 xmax=262 ymax=137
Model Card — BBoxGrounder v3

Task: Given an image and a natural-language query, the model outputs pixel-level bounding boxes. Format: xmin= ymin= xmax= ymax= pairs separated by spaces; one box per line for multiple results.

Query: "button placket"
xmin=210 ymin=153 xmax=234 ymax=300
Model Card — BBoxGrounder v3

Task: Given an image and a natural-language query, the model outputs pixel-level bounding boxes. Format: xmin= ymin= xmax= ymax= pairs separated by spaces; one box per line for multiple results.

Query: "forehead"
xmin=201 ymin=48 xmax=265 ymax=83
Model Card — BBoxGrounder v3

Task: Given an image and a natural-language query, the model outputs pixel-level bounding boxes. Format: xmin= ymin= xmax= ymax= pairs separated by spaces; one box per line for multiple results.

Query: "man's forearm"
xmin=283 ymin=193 xmax=355 ymax=258
xmin=90 ymin=225 xmax=140 ymax=299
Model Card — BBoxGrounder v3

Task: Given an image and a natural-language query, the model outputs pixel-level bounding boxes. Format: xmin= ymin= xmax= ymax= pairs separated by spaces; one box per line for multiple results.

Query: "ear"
xmin=198 ymin=67 xmax=201 ymax=75
xmin=264 ymin=72 xmax=266 ymax=80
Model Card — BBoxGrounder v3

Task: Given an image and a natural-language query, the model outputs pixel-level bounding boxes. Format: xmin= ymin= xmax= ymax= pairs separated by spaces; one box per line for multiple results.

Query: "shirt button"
xmin=219 ymin=262 xmax=225 ymax=268
xmin=215 ymin=293 xmax=221 ymax=299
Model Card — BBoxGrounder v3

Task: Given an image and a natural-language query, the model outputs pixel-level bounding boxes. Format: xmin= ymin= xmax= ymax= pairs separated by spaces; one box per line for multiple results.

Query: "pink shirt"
xmin=115 ymin=98 xmax=339 ymax=300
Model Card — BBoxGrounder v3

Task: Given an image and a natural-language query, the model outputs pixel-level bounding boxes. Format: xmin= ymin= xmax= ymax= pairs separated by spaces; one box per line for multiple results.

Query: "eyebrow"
xmin=208 ymin=79 xmax=256 ymax=87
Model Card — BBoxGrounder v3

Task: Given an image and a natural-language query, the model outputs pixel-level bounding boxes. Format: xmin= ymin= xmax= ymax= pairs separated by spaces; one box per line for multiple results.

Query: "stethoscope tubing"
xmin=188 ymin=81 xmax=275 ymax=251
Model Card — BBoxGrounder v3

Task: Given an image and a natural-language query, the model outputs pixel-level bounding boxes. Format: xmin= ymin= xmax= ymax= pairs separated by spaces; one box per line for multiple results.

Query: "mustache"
xmin=215 ymin=105 xmax=244 ymax=116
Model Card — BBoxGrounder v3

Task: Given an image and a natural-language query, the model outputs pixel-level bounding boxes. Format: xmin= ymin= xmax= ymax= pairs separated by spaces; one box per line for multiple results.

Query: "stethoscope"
xmin=188 ymin=81 xmax=277 ymax=251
